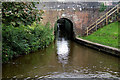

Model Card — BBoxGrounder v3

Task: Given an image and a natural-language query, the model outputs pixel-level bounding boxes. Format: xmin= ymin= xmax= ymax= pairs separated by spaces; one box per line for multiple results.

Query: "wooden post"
xmin=117 ymin=4 xmax=119 ymax=13
xmin=87 ymin=27 xmax=88 ymax=36
xmin=117 ymin=4 xmax=119 ymax=21
xmin=106 ymin=13 xmax=108 ymax=25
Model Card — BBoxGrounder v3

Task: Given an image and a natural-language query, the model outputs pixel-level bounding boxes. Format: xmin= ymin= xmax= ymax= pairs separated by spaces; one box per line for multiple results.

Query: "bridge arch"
xmin=54 ymin=18 xmax=75 ymax=39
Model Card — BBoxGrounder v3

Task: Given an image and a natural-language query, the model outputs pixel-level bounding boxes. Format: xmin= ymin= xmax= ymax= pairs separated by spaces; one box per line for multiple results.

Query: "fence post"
xmin=117 ymin=4 xmax=119 ymax=13
xmin=106 ymin=13 xmax=108 ymax=25
xmin=87 ymin=27 xmax=88 ymax=36
xmin=117 ymin=4 xmax=119 ymax=20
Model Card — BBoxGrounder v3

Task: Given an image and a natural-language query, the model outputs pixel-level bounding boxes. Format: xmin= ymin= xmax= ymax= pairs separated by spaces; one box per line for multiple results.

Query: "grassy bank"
xmin=2 ymin=22 xmax=54 ymax=63
xmin=80 ymin=21 xmax=119 ymax=49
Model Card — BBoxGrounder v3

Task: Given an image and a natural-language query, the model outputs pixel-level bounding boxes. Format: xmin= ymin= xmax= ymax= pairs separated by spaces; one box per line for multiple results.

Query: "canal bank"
xmin=74 ymin=21 xmax=120 ymax=57
xmin=74 ymin=37 xmax=120 ymax=57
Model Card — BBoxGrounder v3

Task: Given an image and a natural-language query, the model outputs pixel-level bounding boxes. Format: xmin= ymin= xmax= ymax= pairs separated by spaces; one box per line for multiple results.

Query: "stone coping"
xmin=75 ymin=37 xmax=120 ymax=57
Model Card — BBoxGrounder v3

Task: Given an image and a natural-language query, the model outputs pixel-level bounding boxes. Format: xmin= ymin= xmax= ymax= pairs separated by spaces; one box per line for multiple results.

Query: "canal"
xmin=2 ymin=19 xmax=120 ymax=79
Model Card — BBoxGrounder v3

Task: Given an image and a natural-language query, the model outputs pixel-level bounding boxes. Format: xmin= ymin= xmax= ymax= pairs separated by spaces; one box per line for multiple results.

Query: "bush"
xmin=2 ymin=22 xmax=54 ymax=63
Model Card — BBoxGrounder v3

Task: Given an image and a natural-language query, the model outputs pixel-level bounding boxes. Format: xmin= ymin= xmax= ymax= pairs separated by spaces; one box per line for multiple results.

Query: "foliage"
xmin=2 ymin=2 xmax=54 ymax=63
xmin=99 ymin=3 xmax=107 ymax=12
xmin=2 ymin=2 xmax=44 ymax=27
xmin=2 ymin=22 xmax=54 ymax=63
xmin=81 ymin=21 xmax=119 ymax=48
xmin=54 ymin=22 xmax=58 ymax=34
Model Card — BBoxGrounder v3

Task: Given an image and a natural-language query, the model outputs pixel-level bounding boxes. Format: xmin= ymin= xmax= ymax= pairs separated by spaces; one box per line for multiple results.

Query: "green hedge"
xmin=2 ymin=22 xmax=54 ymax=63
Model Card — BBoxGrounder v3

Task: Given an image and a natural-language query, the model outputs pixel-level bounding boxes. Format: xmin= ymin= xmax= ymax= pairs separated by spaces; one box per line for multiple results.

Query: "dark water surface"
xmin=2 ymin=29 xmax=120 ymax=78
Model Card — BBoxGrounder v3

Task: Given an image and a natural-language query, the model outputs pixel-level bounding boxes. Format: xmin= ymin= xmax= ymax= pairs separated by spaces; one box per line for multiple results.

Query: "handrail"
xmin=86 ymin=3 xmax=120 ymax=36
xmin=106 ymin=4 xmax=118 ymax=15
xmin=107 ymin=9 xmax=117 ymax=17
xmin=88 ymin=17 xmax=106 ymax=32
xmin=88 ymin=4 xmax=118 ymax=29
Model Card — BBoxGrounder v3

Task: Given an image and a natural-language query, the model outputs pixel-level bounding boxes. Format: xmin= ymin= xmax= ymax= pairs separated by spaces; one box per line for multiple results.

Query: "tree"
xmin=2 ymin=2 xmax=44 ymax=27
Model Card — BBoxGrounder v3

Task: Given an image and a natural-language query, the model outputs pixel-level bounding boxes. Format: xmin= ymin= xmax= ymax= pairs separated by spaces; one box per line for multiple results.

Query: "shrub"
xmin=2 ymin=22 xmax=54 ymax=63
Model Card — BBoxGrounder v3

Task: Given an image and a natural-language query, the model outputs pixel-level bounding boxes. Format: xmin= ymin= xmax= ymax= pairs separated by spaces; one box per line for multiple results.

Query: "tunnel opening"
xmin=55 ymin=18 xmax=74 ymax=40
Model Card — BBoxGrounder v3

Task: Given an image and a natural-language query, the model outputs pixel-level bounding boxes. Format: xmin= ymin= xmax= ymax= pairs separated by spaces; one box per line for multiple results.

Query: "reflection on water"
xmin=57 ymin=38 xmax=69 ymax=65
xmin=56 ymin=25 xmax=70 ymax=65
xmin=2 ymin=24 xmax=120 ymax=79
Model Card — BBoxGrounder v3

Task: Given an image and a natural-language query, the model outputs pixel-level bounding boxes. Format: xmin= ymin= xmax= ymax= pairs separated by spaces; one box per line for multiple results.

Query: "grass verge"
xmin=80 ymin=21 xmax=120 ymax=49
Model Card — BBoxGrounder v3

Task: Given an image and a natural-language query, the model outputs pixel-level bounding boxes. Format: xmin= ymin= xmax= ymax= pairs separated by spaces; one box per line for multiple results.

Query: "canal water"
xmin=2 ymin=24 xmax=120 ymax=79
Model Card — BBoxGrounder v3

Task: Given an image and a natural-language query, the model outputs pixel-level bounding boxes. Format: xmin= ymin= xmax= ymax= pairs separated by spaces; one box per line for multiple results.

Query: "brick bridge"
xmin=37 ymin=2 xmax=114 ymax=37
